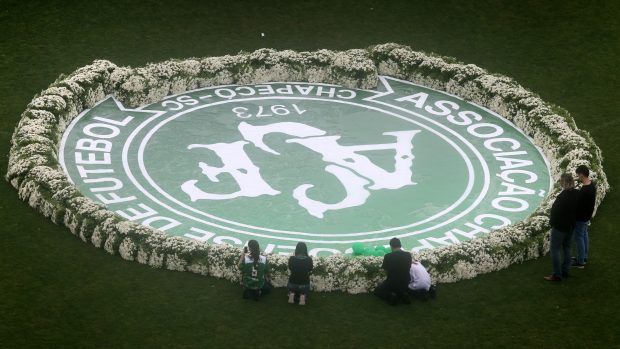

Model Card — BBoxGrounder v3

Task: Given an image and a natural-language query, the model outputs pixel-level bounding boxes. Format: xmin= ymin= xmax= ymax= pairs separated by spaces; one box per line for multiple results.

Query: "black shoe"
xmin=388 ymin=292 xmax=398 ymax=306
xmin=572 ymin=257 xmax=588 ymax=265
xmin=429 ymin=285 xmax=437 ymax=298
xmin=544 ymin=275 xmax=562 ymax=282
xmin=571 ymin=262 xmax=585 ymax=269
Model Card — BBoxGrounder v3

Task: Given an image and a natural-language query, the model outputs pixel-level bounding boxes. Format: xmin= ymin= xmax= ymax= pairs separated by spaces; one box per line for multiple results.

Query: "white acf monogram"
xmin=181 ymin=121 xmax=421 ymax=218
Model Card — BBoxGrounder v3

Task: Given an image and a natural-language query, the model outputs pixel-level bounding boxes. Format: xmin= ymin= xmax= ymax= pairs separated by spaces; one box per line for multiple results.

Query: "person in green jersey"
xmin=238 ymin=240 xmax=270 ymax=300
xmin=287 ymin=242 xmax=314 ymax=305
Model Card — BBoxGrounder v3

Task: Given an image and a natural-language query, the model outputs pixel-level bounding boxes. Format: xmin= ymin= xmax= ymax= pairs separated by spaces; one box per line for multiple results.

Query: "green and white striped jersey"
xmin=240 ymin=255 xmax=268 ymax=289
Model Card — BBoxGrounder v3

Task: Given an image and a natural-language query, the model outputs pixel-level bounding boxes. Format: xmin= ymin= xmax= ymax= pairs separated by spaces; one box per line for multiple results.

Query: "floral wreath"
xmin=6 ymin=44 xmax=608 ymax=293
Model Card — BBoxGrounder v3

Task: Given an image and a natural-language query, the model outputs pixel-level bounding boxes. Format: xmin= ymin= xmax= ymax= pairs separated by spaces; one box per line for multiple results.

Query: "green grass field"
xmin=1 ymin=0 xmax=619 ymax=348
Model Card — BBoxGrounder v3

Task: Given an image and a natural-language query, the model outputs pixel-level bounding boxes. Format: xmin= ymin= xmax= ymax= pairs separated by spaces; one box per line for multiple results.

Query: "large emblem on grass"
xmin=7 ymin=44 xmax=608 ymax=291
xmin=59 ymin=77 xmax=552 ymax=256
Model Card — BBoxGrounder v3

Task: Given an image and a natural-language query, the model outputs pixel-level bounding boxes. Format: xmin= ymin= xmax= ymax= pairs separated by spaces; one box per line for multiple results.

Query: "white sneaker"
xmin=299 ymin=294 xmax=306 ymax=305
xmin=288 ymin=292 xmax=295 ymax=304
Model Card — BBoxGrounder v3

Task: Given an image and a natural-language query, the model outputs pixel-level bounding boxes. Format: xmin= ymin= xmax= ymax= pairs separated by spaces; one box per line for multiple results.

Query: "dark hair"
xmin=295 ymin=242 xmax=309 ymax=257
xmin=575 ymin=165 xmax=590 ymax=178
xmin=248 ymin=240 xmax=260 ymax=268
xmin=389 ymin=237 xmax=402 ymax=248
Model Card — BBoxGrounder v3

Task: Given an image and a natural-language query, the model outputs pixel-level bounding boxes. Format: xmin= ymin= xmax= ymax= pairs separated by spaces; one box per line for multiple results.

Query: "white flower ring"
xmin=6 ymin=44 xmax=608 ymax=293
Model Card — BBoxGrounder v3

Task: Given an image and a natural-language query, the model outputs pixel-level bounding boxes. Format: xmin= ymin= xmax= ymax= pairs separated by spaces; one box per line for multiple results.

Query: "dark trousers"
xmin=373 ymin=280 xmax=410 ymax=304
xmin=550 ymin=227 xmax=573 ymax=279
xmin=242 ymin=285 xmax=271 ymax=300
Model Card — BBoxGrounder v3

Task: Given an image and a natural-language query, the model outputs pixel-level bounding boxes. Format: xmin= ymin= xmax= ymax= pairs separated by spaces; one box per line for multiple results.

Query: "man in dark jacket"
xmin=544 ymin=173 xmax=579 ymax=281
xmin=374 ymin=238 xmax=412 ymax=304
xmin=572 ymin=165 xmax=596 ymax=268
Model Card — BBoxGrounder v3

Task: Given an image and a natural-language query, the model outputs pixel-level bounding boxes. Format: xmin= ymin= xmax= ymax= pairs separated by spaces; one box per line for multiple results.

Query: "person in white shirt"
xmin=407 ymin=261 xmax=435 ymax=299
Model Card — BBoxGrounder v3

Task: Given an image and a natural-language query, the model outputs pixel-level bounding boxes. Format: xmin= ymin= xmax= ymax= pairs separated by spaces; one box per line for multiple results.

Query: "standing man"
xmin=572 ymin=165 xmax=596 ymax=268
xmin=544 ymin=173 xmax=579 ymax=282
xmin=374 ymin=238 xmax=412 ymax=304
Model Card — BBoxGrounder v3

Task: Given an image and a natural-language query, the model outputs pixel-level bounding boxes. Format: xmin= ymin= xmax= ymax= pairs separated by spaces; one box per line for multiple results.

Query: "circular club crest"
xmin=8 ymin=45 xmax=607 ymax=290
xmin=59 ymin=77 xmax=552 ymax=256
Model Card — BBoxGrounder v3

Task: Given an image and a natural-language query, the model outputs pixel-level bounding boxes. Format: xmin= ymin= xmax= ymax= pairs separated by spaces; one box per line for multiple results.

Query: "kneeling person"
xmin=408 ymin=261 xmax=435 ymax=299
xmin=288 ymin=242 xmax=314 ymax=305
xmin=239 ymin=240 xmax=270 ymax=300
xmin=374 ymin=238 xmax=412 ymax=305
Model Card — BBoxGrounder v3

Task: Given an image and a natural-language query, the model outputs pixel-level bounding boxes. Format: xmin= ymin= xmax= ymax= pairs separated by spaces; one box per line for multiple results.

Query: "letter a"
xmin=288 ymin=130 xmax=421 ymax=190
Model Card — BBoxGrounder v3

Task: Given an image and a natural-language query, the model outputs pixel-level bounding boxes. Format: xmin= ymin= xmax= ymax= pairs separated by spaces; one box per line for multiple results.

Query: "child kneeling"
xmin=407 ymin=260 xmax=436 ymax=300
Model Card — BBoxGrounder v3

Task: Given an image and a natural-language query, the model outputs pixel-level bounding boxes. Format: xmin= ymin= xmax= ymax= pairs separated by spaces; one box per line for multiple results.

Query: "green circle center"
xmin=142 ymin=98 xmax=470 ymax=234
